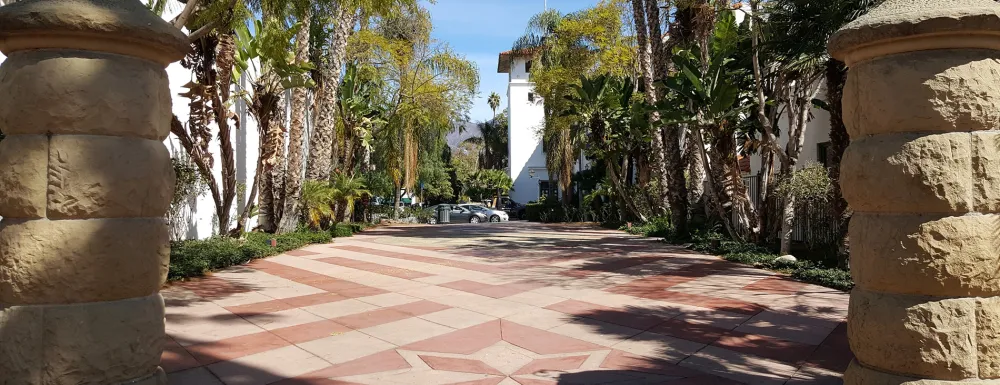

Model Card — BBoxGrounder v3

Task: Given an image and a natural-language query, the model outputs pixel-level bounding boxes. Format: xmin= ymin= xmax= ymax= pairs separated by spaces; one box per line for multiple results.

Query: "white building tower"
xmin=498 ymin=50 xmax=551 ymax=204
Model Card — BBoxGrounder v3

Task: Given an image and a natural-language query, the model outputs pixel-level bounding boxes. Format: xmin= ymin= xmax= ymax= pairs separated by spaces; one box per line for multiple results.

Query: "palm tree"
xmin=278 ymin=5 xmax=315 ymax=234
xmin=487 ymin=92 xmax=501 ymax=119
xmin=300 ymin=180 xmax=336 ymax=229
xmin=330 ymin=172 xmax=371 ymax=222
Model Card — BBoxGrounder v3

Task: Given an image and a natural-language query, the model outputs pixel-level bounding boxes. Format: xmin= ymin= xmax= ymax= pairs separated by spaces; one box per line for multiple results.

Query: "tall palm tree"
xmin=487 ymin=92 xmax=501 ymax=119
xmin=307 ymin=2 xmax=360 ymax=181
xmin=278 ymin=5 xmax=315 ymax=234
xmin=631 ymin=0 xmax=675 ymax=224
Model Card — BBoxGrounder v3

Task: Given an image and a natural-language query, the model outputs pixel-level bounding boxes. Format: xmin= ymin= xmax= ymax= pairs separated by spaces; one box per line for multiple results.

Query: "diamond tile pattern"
xmin=164 ymin=222 xmax=851 ymax=384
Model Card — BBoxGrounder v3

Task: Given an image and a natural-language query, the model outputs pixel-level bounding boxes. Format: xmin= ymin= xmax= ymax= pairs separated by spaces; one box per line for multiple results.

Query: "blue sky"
xmin=425 ymin=0 xmax=600 ymax=123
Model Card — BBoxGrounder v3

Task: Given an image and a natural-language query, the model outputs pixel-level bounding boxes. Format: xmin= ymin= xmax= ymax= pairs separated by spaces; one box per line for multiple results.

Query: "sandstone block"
xmin=0 ymin=294 xmax=166 ymax=384
xmin=973 ymin=131 xmax=1000 ymax=212
xmin=0 ymin=135 xmax=48 ymax=218
xmin=844 ymin=360 xmax=1000 ymax=385
xmin=849 ymin=289 xmax=978 ymax=379
xmin=978 ymin=297 xmax=1000 ymax=378
xmin=850 ymin=213 xmax=1000 ymax=297
xmin=0 ymin=218 xmax=169 ymax=305
xmin=842 ymin=133 xmax=973 ymax=213
xmin=0 ymin=50 xmax=172 ymax=140
xmin=47 ymin=135 xmax=174 ymax=219
xmin=843 ymin=50 xmax=1000 ymax=139
xmin=116 ymin=367 xmax=166 ymax=385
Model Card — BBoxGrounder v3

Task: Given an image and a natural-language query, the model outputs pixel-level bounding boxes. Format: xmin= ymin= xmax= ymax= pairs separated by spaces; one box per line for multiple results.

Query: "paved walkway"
xmin=162 ymin=222 xmax=851 ymax=385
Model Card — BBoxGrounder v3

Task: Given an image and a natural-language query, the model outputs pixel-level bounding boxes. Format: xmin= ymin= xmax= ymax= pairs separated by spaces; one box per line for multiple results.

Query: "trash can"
xmin=437 ymin=204 xmax=451 ymax=224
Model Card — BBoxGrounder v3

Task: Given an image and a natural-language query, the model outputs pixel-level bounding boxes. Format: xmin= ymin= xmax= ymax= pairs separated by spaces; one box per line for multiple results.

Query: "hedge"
xmin=168 ymin=229 xmax=334 ymax=281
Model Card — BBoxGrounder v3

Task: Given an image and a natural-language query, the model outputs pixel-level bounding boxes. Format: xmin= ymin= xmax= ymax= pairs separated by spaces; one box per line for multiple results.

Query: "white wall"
xmin=507 ymin=57 xmax=547 ymax=204
xmin=750 ymin=99 xmax=832 ymax=176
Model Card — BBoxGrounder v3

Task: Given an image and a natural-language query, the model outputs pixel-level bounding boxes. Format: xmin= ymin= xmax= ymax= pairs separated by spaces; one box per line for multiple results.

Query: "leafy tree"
xmin=451 ymin=141 xmax=481 ymax=199
xmin=471 ymin=169 xmax=513 ymax=206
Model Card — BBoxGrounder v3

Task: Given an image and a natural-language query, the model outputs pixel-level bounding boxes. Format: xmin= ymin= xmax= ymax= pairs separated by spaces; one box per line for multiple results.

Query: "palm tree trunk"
xmin=631 ymin=0 xmax=669 ymax=217
xmin=645 ymin=0 xmax=689 ymax=234
xmin=825 ymin=58 xmax=851 ymax=265
xmin=306 ymin=4 xmax=358 ymax=181
xmin=278 ymin=10 xmax=313 ymax=234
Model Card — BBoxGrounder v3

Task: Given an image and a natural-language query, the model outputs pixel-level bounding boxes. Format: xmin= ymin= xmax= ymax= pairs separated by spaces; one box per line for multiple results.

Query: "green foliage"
xmin=364 ymin=171 xmax=395 ymax=199
xmin=683 ymin=230 xmax=853 ymax=292
xmin=418 ymin=154 xmax=455 ymax=202
xmin=777 ymin=163 xmax=833 ymax=202
xmin=171 ymin=157 xmax=203 ymax=208
xmin=301 ymin=180 xmax=336 ymax=229
xmin=168 ymin=229 xmax=331 ymax=281
xmin=622 ymin=216 xmax=673 ymax=238
xmin=330 ymin=223 xmax=355 ymax=238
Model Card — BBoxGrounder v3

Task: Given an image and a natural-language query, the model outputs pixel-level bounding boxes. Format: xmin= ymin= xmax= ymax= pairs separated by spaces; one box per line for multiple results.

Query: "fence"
xmin=739 ymin=175 xmax=840 ymax=246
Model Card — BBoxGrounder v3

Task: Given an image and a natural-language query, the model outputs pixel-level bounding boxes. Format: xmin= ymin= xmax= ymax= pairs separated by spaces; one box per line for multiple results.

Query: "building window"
xmin=525 ymin=60 xmax=533 ymax=73
xmin=528 ymin=92 xmax=536 ymax=103
xmin=817 ymin=142 xmax=831 ymax=168
xmin=539 ymin=180 xmax=557 ymax=200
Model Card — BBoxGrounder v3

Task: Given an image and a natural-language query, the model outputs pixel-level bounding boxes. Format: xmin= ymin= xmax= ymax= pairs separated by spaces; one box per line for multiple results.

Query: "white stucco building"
xmin=498 ymin=50 xmax=589 ymax=204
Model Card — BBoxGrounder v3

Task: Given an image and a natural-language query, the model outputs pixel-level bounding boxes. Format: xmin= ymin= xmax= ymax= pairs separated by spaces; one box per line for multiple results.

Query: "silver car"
xmin=458 ymin=204 xmax=510 ymax=223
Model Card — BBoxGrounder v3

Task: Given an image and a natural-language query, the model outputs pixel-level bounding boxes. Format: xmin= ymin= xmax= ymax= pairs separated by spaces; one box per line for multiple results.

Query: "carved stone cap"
xmin=0 ymin=0 xmax=189 ymax=65
xmin=829 ymin=0 xmax=1000 ymax=65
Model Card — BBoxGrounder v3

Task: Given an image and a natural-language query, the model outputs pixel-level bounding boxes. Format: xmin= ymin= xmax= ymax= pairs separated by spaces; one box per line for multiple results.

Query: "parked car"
xmin=425 ymin=204 xmax=488 ymax=224
xmin=497 ymin=197 xmax=526 ymax=219
xmin=458 ymin=204 xmax=509 ymax=223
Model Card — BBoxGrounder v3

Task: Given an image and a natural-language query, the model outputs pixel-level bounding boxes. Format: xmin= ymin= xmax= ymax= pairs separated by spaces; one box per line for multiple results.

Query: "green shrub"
xmin=330 ymin=223 xmax=354 ymax=238
xmin=792 ymin=266 xmax=854 ymax=291
xmin=168 ymin=229 xmax=333 ymax=281
xmin=525 ymin=202 xmax=545 ymax=222
xmin=622 ymin=216 xmax=673 ymax=238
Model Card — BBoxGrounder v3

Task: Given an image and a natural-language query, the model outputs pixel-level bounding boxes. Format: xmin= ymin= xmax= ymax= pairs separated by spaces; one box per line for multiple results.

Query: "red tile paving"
xmin=332 ymin=308 xmax=416 ymax=329
xmin=312 ymin=350 xmax=412 ymax=378
xmin=545 ymin=300 xmax=666 ymax=330
xmin=647 ymin=291 xmax=765 ymax=316
xmin=281 ymin=292 xmax=348 ymax=308
xmin=184 ymin=331 xmax=290 ymax=365
xmin=160 ymin=337 xmax=201 ymax=373
xmin=318 ymin=256 xmax=433 ymax=279
xmin=712 ymin=330 xmax=818 ymax=364
xmin=443 ymin=378 xmax=506 ymax=385
xmin=513 ymin=355 xmax=588 ymax=375
xmin=648 ymin=319 xmax=733 ymax=345
xmin=271 ymin=320 xmax=352 ymax=344
xmin=286 ymin=249 xmax=322 ymax=257
xmin=174 ymin=276 xmax=252 ymax=299
xmin=802 ymin=322 xmax=853 ymax=372
xmin=420 ymin=356 xmax=505 ymax=375
xmin=500 ymin=320 xmax=604 ymax=355
xmin=225 ymin=299 xmax=299 ymax=316
xmin=560 ymin=256 xmax=666 ymax=277
xmin=401 ymin=320 xmax=502 ymax=354
xmin=743 ymin=276 xmax=812 ymax=295
xmin=332 ymin=245 xmax=508 ymax=273
xmin=392 ymin=299 xmax=452 ymax=316
xmin=599 ymin=350 xmax=704 ymax=377
xmin=441 ymin=280 xmax=545 ymax=299
xmin=165 ymin=222 xmax=850 ymax=385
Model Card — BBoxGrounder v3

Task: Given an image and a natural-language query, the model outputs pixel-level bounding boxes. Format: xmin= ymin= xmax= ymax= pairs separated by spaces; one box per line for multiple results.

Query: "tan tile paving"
xmin=164 ymin=222 xmax=851 ymax=384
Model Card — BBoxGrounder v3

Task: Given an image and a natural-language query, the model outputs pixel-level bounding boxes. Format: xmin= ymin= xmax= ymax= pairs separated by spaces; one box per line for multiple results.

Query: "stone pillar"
xmin=0 ymin=0 xmax=188 ymax=383
xmin=829 ymin=1 xmax=1000 ymax=384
